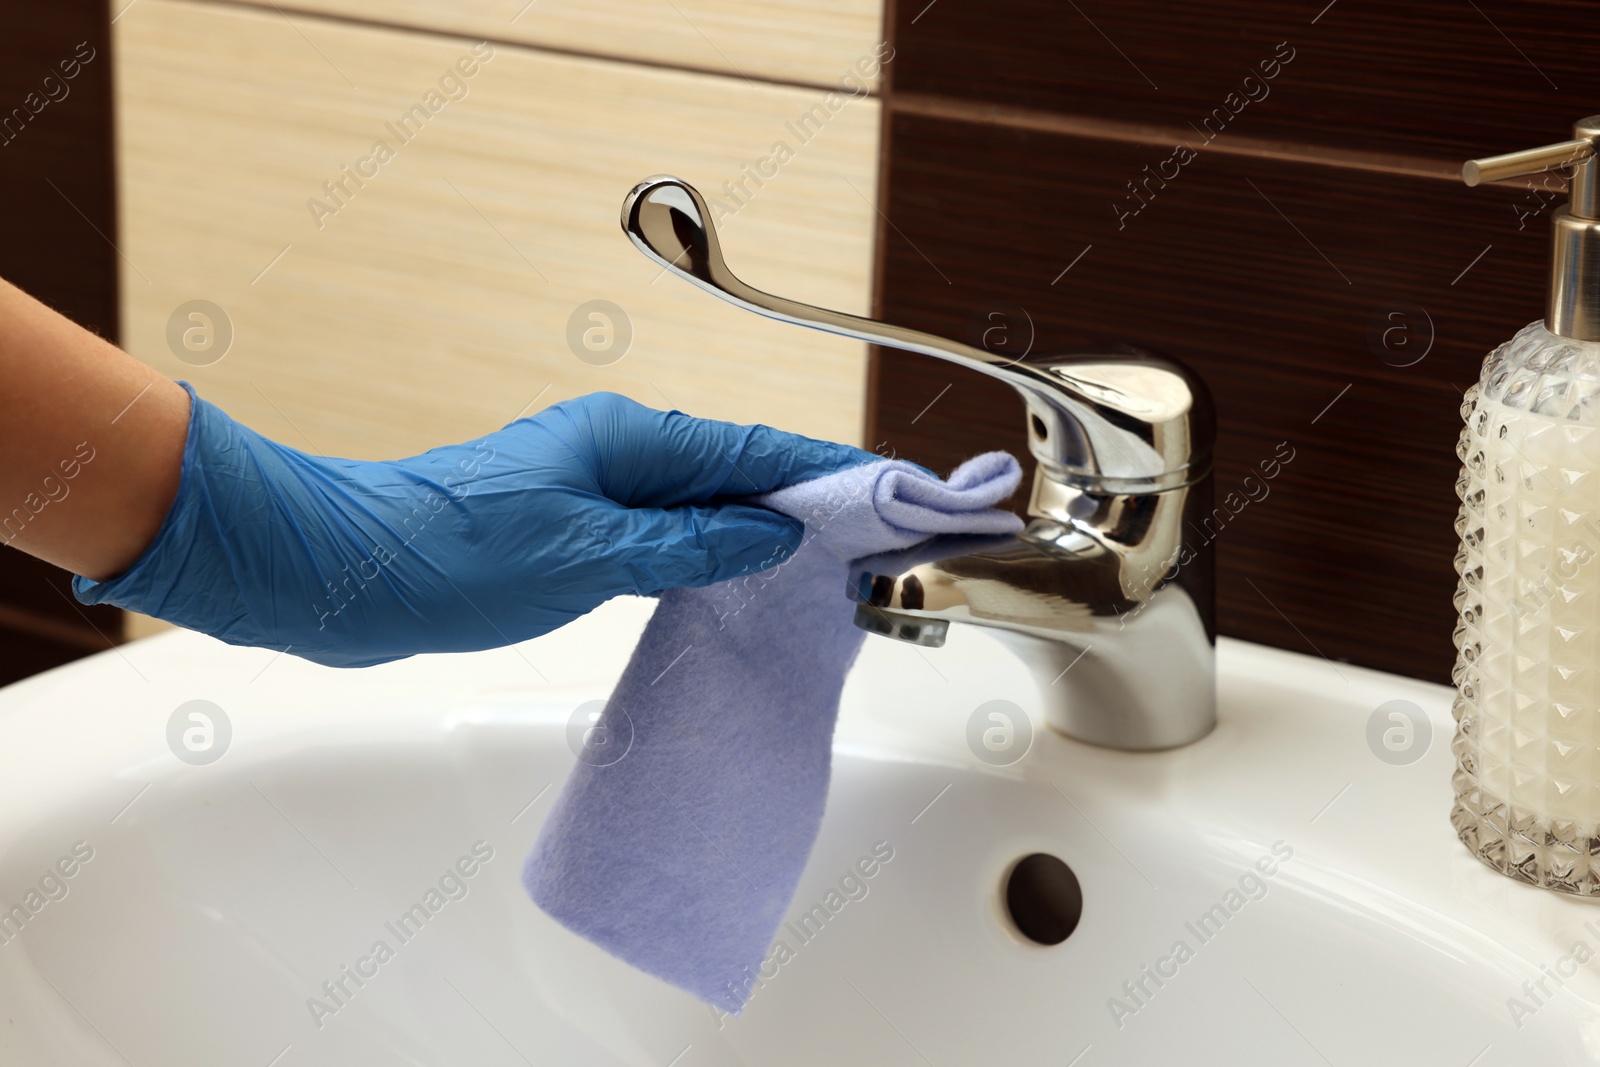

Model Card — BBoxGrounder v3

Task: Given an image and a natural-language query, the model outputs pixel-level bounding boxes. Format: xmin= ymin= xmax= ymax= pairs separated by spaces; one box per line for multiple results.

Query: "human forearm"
xmin=0 ymin=277 xmax=189 ymax=579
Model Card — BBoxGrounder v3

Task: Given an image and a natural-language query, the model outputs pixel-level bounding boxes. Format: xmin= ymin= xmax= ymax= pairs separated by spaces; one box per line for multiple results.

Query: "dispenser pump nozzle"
xmin=1464 ymin=116 xmax=1600 ymax=341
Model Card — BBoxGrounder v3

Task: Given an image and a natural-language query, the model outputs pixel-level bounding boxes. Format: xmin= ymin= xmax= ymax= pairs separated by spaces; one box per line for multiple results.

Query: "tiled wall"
xmin=15 ymin=0 xmax=1586 ymax=683
xmin=869 ymin=0 xmax=1600 ymax=682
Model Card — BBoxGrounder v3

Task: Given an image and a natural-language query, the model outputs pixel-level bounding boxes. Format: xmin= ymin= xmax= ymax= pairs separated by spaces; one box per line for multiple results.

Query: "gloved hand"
xmin=74 ymin=386 xmax=875 ymax=667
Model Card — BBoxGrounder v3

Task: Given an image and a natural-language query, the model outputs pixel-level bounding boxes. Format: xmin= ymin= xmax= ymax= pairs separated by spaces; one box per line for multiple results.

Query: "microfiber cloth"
xmin=522 ymin=451 xmax=1024 ymax=1013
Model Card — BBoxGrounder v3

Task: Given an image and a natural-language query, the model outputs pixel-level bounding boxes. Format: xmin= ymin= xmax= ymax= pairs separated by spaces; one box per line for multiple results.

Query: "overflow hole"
xmin=1004 ymin=853 xmax=1082 ymax=945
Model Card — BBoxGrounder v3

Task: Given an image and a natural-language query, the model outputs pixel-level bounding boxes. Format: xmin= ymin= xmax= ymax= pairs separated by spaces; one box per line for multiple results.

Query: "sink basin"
xmin=0 ymin=596 xmax=1594 ymax=1065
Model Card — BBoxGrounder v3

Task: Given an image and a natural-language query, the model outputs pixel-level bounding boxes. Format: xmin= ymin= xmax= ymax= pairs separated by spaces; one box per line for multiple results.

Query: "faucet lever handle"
xmin=621 ymin=174 xmax=1213 ymax=493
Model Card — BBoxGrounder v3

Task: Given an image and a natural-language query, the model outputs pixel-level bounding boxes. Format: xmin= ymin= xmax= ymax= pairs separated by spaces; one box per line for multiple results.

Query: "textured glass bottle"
xmin=1452 ymin=322 xmax=1600 ymax=893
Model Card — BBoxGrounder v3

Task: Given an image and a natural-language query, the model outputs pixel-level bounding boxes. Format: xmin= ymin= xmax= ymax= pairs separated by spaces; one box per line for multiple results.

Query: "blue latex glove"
xmin=74 ymin=385 xmax=875 ymax=667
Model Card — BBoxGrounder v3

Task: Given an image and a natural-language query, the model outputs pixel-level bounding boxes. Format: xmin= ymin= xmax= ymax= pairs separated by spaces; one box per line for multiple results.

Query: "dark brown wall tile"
xmin=0 ymin=3 xmax=117 ymax=336
xmin=893 ymin=0 xmax=1597 ymax=163
xmin=872 ymin=110 xmax=1544 ymax=681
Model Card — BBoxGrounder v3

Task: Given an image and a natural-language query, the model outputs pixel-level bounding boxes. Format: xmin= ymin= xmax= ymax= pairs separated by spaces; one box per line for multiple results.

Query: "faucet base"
xmin=990 ymin=620 xmax=1215 ymax=752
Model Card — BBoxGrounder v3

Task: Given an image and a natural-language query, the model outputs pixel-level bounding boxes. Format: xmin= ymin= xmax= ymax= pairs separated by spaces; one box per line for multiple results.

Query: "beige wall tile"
xmin=212 ymin=0 xmax=885 ymax=90
xmin=124 ymin=613 xmax=174 ymax=640
xmin=114 ymin=0 xmax=880 ymax=466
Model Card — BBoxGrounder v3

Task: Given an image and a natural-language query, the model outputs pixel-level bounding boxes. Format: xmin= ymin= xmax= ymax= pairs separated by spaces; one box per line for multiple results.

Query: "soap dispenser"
xmin=1453 ymin=116 xmax=1600 ymax=894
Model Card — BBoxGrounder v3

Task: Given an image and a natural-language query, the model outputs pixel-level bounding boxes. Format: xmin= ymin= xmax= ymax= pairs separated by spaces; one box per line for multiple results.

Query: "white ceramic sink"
xmin=0 ymin=596 xmax=1596 ymax=1065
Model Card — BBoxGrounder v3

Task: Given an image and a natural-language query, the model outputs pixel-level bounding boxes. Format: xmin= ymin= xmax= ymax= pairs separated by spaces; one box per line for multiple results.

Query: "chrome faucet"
xmin=622 ymin=176 xmax=1217 ymax=750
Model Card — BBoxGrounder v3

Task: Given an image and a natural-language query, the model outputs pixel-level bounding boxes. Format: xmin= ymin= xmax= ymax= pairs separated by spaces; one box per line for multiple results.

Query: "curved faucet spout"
xmin=622 ymin=175 xmax=1213 ymax=494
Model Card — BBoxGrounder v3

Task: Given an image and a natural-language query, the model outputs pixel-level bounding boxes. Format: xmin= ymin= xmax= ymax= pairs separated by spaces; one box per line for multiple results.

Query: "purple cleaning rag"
xmin=522 ymin=452 xmax=1024 ymax=1012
